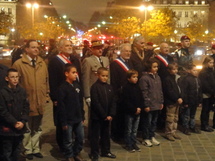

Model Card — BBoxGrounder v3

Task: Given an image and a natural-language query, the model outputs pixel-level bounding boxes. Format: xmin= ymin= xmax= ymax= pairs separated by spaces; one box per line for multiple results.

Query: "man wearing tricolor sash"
xmin=48 ymin=39 xmax=82 ymax=156
xmin=154 ymin=42 xmax=174 ymax=130
xmin=110 ymin=43 xmax=133 ymax=141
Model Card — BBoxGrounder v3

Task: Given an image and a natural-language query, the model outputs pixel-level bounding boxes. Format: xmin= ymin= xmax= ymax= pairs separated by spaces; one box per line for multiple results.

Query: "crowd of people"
xmin=0 ymin=36 xmax=215 ymax=161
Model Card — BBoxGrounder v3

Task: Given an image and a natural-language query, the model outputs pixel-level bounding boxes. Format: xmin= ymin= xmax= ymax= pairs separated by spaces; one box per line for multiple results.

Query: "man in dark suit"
xmin=110 ymin=43 xmax=133 ymax=140
xmin=0 ymin=64 xmax=8 ymax=90
xmin=48 ymin=39 xmax=83 ymax=161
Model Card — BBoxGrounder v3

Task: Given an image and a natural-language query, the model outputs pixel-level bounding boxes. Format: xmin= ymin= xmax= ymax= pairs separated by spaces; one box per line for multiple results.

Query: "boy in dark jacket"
xmin=181 ymin=65 xmax=202 ymax=135
xmin=163 ymin=63 xmax=183 ymax=141
xmin=121 ymin=69 xmax=142 ymax=152
xmin=0 ymin=68 xmax=29 ymax=161
xmin=57 ymin=64 xmax=85 ymax=161
xmin=89 ymin=67 xmax=116 ymax=161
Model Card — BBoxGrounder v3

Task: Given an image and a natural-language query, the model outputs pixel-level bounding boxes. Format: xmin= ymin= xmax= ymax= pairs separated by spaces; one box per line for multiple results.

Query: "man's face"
xmin=120 ymin=46 xmax=131 ymax=60
xmin=60 ymin=40 xmax=73 ymax=54
xmin=91 ymin=46 xmax=103 ymax=57
xmin=160 ymin=43 xmax=169 ymax=55
xmin=181 ymin=39 xmax=190 ymax=48
xmin=25 ymin=41 xmax=39 ymax=58
xmin=134 ymin=38 xmax=145 ymax=51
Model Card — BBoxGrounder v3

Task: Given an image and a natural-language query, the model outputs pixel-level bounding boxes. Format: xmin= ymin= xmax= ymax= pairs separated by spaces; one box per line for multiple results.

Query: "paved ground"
xmin=30 ymin=102 xmax=215 ymax=161
xmin=2 ymin=59 xmax=215 ymax=161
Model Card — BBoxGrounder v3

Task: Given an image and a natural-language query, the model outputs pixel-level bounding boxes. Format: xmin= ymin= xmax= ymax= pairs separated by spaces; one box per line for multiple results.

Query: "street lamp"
xmin=26 ymin=3 xmax=39 ymax=28
xmin=139 ymin=5 xmax=154 ymax=22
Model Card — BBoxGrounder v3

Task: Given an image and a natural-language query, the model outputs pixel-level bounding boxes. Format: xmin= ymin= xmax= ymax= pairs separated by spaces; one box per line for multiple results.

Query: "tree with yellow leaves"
xmin=0 ymin=11 xmax=13 ymax=35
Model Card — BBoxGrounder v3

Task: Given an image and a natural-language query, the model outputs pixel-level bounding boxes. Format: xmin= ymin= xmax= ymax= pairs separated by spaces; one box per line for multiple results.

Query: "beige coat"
xmin=82 ymin=55 xmax=109 ymax=98
xmin=12 ymin=54 xmax=49 ymax=116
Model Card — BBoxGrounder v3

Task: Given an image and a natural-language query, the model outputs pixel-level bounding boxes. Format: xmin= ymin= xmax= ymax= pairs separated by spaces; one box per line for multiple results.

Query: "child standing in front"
xmin=89 ymin=67 xmax=116 ymax=161
xmin=198 ymin=56 xmax=215 ymax=132
xmin=121 ymin=69 xmax=142 ymax=152
xmin=139 ymin=58 xmax=163 ymax=147
xmin=181 ymin=65 xmax=202 ymax=135
xmin=163 ymin=63 xmax=183 ymax=141
xmin=0 ymin=68 xmax=29 ymax=161
xmin=57 ymin=64 xmax=85 ymax=161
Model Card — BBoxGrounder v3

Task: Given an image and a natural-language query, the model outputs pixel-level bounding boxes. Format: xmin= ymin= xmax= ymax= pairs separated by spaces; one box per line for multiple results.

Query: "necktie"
xmin=32 ymin=59 xmax=36 ymax=68
xmin=99 ymin=57 xmax=104 ymax=67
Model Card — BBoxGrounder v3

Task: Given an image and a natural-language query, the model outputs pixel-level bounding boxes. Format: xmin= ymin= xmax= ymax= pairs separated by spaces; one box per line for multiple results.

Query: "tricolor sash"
xmin=114 ymin=58 xmax=129 ymax=72
xmin=56 ymin=54 xmax=80 ymax=81
xmin=155 ymin=55 xmax=168 ymax=67
xmin=56 ymin=54 xmax=71 ymax=64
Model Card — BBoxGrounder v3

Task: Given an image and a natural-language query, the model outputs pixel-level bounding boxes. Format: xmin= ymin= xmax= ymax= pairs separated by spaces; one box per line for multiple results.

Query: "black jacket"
xmin=48 ymin=54 xmax=82 ymax=102
xmin=0 ymin=85 xmax=29 ymax=136
xmin=90 ymin=80 xmax=116 ymax=120
xmin=0 ymin=64 xmax=8 ymax=90
xmin=199 ymin=67 xmax=215 ymax=96
xmin=57 ymin=81 xmax=84 ymax=126
xmin=155 ymin=54 xmax=174 ymax=82
xmin=182 ymin=73 xmax=202 ymax=106
xmin=121 ymin=81 xmax=143 ymax=116
xmin=163 ymin=74 xmax=182 ymax=105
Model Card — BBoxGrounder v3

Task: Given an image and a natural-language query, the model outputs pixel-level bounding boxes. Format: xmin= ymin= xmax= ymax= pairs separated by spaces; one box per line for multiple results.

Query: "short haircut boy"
xmin=64 ymin=64 xmax=76 ymax=73
xmin=145 ymin=58 xmax=160 ymax=72
xmin=186 ymin=64 xmax=196 ymax=70
xmin=167 ymin=63 xmax=178 ymax=71
xmin=126 ymin=69 xmax=138 ymax=79
xmin=97 ymin=67 xmax=108 ymax=75
xmin=6 ymin=68 xmax=18 ymax=77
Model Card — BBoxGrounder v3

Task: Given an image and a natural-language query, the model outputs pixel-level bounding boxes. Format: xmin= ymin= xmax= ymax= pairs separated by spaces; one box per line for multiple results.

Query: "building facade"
xmin=151 ymin=0 xmax=209 ymax=28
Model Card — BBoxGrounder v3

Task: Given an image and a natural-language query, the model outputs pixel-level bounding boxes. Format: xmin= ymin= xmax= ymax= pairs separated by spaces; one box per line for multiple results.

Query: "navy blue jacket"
xmin=90 ymin=80 xmax=116 ymax=120
xmin=0 ymin=85 xmax=29 ymax=136
xmin=57 ymin=81 xmax=84 ymax=126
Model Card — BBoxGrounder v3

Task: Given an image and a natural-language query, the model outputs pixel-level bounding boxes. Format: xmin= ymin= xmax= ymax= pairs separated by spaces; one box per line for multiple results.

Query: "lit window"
xmin=8 ymin=8 xmax=12 ymax=14
xmin=194 ymin=1 xmax=198 ymax=5
xmin=202 ymin=1 xmax=205 ymax=5
xmin=185 ymin=1 xmax=189 ymax=4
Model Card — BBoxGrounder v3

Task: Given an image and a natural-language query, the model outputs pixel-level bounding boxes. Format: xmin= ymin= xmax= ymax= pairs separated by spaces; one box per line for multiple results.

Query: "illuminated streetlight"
xmin=26 ymin=3 xmax=39 ymax=27
xmin=44 ymin=15 xmax=48 ymax=18
xmin=110 ymin=16 xmax=113 ymax=19
xmin=139 ymin=5 xmax=154 ymax=22
xmin=102 ymin=21 xmax=106 ymax=25
xmin=97 ymin=24 xmax=101 ymax=28
xmin=62 ymin=15 xmax=67 ymax=19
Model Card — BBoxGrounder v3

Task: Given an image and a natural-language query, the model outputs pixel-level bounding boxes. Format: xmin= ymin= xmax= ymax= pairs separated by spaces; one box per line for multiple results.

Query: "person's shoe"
xmin=33 ymin=152 xmax=43 ymax=158
xmin=26 ymin=154 xmax=33 ymax=160
xmin=183 ymin=128 xmax=191 ymax=135
xmin=101 ymin=152 xmax=116 ymax=158
xmin=142 ymin=139 xmax=153 ymax=147
xmin=201 ymin=126 xmax=214 ymax=132
xmin=190 ymin=127 xmax=201 ymax=134
xmin=172 ymin=133 xmax=182 ymax=140
xmin=67 ymin=157 xmax=75 ymax=161
xmin=74 ymin=154 xmax=86 ymax=161
xmin=89 ymin=154 xmax=99 ymax=161
xmin=165 ymin=134 xmax=175 ymax=141
xmin=151 ymin=137 xmax=160 ymax=146
xmin=125 ymin=146 xmax=135 ymax=153
xmin=132 ymin=144 xmax=141 ymax=152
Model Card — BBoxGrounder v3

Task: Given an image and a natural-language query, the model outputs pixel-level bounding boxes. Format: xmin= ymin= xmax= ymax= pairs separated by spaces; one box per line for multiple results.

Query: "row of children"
xmin=1 ymin=55 xmax=214 ymax=161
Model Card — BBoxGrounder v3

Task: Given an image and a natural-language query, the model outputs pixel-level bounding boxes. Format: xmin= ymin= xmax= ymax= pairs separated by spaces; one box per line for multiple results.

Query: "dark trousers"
xmin=142 ymin=110 xmax=159 ymax=140
xmin=111 ymin=103 xmax=125 ymax=140
xmin=201 ymin=98 xmax=214 ymax=128
xmin=0 ymin=135 xmax=23 ymax=161
xmin=90 ymin=119 xmax=110 ymax=157
xmin=181 ymin=105 xmax=198 ymax=129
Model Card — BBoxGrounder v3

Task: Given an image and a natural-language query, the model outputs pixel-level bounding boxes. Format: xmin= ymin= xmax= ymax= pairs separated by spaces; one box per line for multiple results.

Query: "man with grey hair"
xmin=130 ymin=36 xmax=154 ymax=78
xmin=48 ymin=39 xmax=83 ymax=160
xmin=110 ymin=43 xmax=133 ymax=140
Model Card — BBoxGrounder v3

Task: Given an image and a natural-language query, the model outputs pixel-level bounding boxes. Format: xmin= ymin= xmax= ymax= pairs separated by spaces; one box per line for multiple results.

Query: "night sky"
xmin=51 ymin=0 xmax=109 ymax=24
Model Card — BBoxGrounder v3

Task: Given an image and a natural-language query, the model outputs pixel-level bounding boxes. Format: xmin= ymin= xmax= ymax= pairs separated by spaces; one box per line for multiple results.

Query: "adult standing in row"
xmin=130 ymin=36 xmax=154 ymax=79
xmin=110 ymin=43 xmax=133 ymax=141
xmin=13 ymin=39 xmax=49 ymax=160
xmin=48 ymin=39 xmax=82 ymax=157
xmin=0 ymin=63 xmax=8 ymax=90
